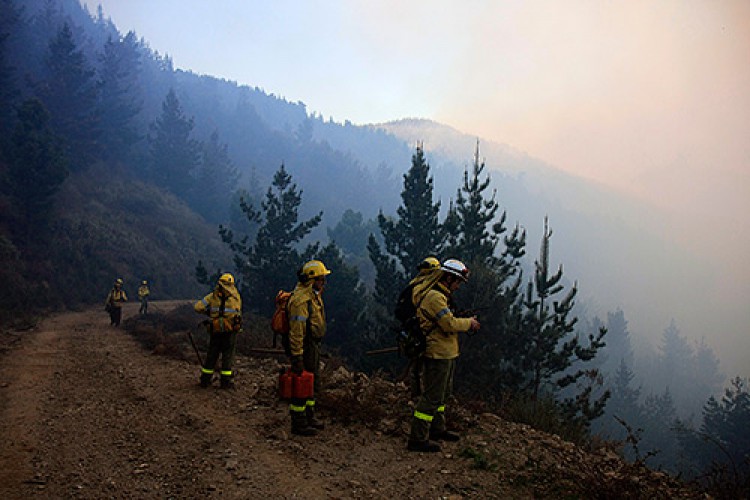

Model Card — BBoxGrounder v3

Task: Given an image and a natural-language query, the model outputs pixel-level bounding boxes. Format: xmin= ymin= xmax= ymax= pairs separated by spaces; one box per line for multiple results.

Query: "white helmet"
xmin=441 ymin=259 xmax=469 ymax=281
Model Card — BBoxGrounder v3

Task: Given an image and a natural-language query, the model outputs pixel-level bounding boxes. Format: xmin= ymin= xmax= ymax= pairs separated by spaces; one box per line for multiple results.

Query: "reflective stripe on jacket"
xmin=417 ymin=282 xmax=472 ymax=359
xmin=194 ymin=285 xmax=242 ymax=323
xmin=106 ymin=289 xmax=128 ymax=308
xmin=287 ymin=282 xmax=326 ymax=357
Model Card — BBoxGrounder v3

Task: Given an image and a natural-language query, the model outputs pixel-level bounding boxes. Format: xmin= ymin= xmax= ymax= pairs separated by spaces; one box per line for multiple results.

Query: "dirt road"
xmin=0 ymin=301 xmax=515 ymax=499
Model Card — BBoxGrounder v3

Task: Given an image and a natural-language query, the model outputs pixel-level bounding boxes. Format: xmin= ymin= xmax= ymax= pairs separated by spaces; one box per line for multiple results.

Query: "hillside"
xmin=0 ymin=302 xmax=702 ymax=498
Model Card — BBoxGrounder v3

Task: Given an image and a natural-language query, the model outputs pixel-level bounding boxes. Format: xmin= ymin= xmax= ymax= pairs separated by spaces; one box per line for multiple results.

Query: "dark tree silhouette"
xmin=194 ymin=130 xmax=240 ymax=223
xmin=97 ymin=31 xmax=142 ymax=162
xmin=370 ymin=142 xmax=446 ymax=300
xmin=6 ymin=98 xmax=68 ymax=245
xmin=37 ymin=22 xmax=99 ymax=169
xmin=148 ymin=88 xmax=199 ymax=198
xmin=219 ymin=163 xmax=321 ymax=316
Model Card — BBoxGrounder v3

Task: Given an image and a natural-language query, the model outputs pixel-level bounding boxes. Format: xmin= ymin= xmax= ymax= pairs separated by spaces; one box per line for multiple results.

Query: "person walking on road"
xmin=287 ymin=259 xmax=331 ymax=436
xmin=194 ymin=273 xmax=242 ymax=389
xmin=137 ymin=280 xmax=150 ymax=315
xmin=407 ymin=259 xmax=480 ymax=453
xmin=105 ymin=278 xmax=128 ymax=327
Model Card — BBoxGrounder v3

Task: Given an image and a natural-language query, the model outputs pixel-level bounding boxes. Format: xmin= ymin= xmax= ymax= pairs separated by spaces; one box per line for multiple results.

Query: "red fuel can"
xmin=292 ymin=370 xmax=314 ymax=399
xmin=278 ymin=368 xmax=293 ymax=399
xmin=279 ymin=369 xmax=315 ymax=399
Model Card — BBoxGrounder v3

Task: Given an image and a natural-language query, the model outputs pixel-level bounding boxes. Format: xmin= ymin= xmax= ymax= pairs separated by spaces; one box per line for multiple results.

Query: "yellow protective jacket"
xmin=414 ymin=281 xmax=473 ymax=360
xmin=138 ymin=285 xmax=150 ymax=300
xmin=194 ymin=284 xmax=242 ymax=333
xmin=287 ymin=282 xmax=326 ymax=357
xmin=408 ymin=267 xmax=441 ymax=288
xmin=106 ymin=288 xmax=128 ymax=309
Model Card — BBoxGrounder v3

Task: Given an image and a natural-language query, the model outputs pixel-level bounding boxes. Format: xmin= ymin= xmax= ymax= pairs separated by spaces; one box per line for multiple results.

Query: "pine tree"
xmin=7 ymin=98 xmax=68 ymax=246
xmin=597 ymin=309 xmax=635 ymax=376
xmin=194 ymin=130 xmax=240 ymax=223
xmin=218 ymin=163 xmax=322 ymax=316
xmin=366 ymin=233 xmax=402 ymax=311
xmin=37 ymin=22 xmax=99 ymax=169
xmin=511 ymin=217 xmax=608 ymax=425
xmin=327 ymin=209 xmax=378 ymax=258
xmin=148 ymin=88 xmax=199 ymax=199
xmin=678 ymin=377 xmax=750 ymax=490
xmin=641 ymin=387 xmax=680 ymax=472
xmin=0 ymin=0 xmax=20 ymax=146
xmin=315 ymin=241 xmax=368 ymax=356
xmin=597 ymin=358 xmax=643 ymax=448
xmin=444 ymin=141 xmax=508 ymax=266
xmin=97 ymin=31 xmax=142 ymax=162
xmin=370 ymin=142 xmax=446 ymax=299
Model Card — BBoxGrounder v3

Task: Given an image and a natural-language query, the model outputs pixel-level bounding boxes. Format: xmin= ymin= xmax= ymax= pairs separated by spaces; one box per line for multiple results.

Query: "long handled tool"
xmin=186 ymin=329 xmax=204 ymax=366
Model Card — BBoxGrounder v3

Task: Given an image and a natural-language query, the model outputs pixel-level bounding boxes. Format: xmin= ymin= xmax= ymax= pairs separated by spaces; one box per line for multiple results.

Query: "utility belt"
xmin=207 ymin=315 xmax=242 ymax=334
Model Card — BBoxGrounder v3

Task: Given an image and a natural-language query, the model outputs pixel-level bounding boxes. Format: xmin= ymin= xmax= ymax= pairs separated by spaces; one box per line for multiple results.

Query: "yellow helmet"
xmin=418 ymin=256 xmax=440 ymax=271
xmin=142 ymin=280 xmax=148 ymax=285
xmin=115 ymin=278 xmax=123 ymax=285
xmin=218 ymin=273 xmax=235 ymax=286
xmin=301 ymin=260 xmax=331 ymax=280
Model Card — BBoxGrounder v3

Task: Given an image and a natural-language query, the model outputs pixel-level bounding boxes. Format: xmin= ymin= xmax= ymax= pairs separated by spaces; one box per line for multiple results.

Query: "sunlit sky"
xmin=82 ymin=0 xmax=749 ymax=373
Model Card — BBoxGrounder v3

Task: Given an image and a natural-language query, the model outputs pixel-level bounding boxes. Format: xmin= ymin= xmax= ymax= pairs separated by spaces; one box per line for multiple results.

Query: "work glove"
xmin=290 ymin=355 xmax=304 ymax=375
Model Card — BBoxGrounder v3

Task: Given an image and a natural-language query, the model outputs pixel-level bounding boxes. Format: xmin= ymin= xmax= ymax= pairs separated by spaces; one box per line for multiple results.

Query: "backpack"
xmin=207 ymin=293 xmax=242 ymax=333
xmin=271 ymin=290 xmax=292 ymax=335
xmin=394 ymin=283 xmax=428 ymax=359
xmin=394 ymin=283 xmax=417 ymax=324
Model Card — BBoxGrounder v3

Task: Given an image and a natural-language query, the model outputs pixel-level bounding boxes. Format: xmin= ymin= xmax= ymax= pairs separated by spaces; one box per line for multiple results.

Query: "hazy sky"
xmin=82 ymin=0 xmax=749 ymax=373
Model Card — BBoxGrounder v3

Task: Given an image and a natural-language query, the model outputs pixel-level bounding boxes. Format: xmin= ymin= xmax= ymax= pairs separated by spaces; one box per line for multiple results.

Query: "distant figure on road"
xmin=194 ymin=273 xmax=242 ymax=389
xmin=137 ymin=280 xmax=150 ymax=315
xmin=105 ymin=278 xmax=128 ymax=327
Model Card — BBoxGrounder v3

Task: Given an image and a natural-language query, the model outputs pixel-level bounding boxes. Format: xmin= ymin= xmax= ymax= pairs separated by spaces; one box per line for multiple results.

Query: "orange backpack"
xmin=271 ymin=290 xmax=292 ymax=335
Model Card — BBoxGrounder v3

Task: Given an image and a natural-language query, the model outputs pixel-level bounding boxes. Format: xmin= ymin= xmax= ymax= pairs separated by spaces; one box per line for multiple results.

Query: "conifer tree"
xmin=38 ymin=22 xmax=99 ymax=169
xmin=194 ymin=130 xmax=240 ymax=223
xmin=97 ymin=31 xmax=142 ymax=162
xmin=677 ymin=377 xmax=750 ymax=489
xmin=599 ymin=309 xmax=634 ymax=375
xmin=218 ymin=163 xmax=321 ymax=316
xmin=148 ymin=88 xmax=199 ymax=199
xmin=444 ymin=141 xmax=509 ymax=266
xmin=597 ymin=358 xmax=643 ymax=449
xmin=369 ymin=142 xmax=446 ymax=301
xmin=510 ymin=217 xmax=608 ymax=424
xmin=7 ymin=98 xmax=68 ymax=245
xmin=315 ymin=241 xmax=368 ymax=355
xmin=0 ymin=0 xmax=20 ymax=146
xmin=641 ymin=387 xmax=680 ymax=471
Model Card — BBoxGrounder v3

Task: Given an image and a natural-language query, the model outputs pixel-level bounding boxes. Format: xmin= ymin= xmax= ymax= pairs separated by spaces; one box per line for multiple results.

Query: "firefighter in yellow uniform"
xmin=105 ymin=278 xmax=128 ymax=327
xmin=405 ymin=256 xmax=441 ymax=399
xmin=194 ymin=273 xmax=242 ymax=389
xmin=287 ymin=259 xmax=330 ymax=436
xmin=137 ymin=280 xmax=150 ymax=315
xmin=407 ymin=259 xmax=480 ymax=452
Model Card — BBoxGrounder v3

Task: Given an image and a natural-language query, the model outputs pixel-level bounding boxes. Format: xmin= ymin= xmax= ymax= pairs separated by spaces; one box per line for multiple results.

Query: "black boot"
xmin=200 ymin=373 xmax=212 ymax=388
xmin=220 ymin=376 xmax=234 ymax=389
xmin=407 ymin=439 xmax=441 ymax=453
xmin=306 ymin=407 xmax=325 ymax=430
xmin=430 ymin=430 xmax=460 ymax=442
xmin=291 ymin=412 xmax=317 ymax=437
